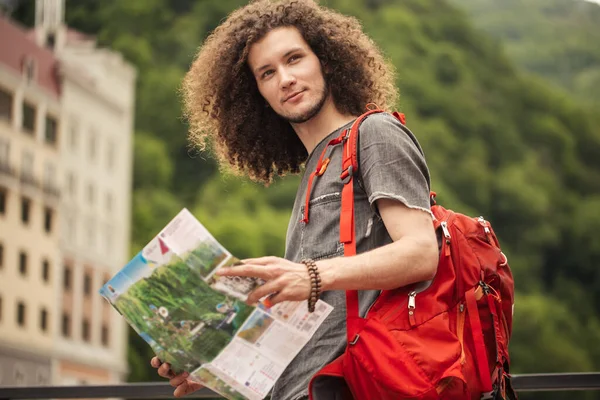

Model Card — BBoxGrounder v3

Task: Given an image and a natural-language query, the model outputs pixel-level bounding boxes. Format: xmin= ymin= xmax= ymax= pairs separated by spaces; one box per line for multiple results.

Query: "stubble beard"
xmin=279 ymin=84 xmax=329 ymax=124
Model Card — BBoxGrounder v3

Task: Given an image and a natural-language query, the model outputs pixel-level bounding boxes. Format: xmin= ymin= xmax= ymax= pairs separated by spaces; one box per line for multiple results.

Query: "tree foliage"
xmin=450 ymin=0 xmax=600 ymax=107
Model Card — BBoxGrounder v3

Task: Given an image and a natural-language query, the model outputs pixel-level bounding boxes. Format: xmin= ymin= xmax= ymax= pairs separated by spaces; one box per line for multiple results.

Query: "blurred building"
xmin=0 ymin=0 xmax=135 ymax=387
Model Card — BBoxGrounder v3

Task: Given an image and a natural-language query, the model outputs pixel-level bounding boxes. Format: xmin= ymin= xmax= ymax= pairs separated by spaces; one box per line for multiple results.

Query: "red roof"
xmin=65 ymin=28 xmax=94 ymax=44
xmin=0 ymin=16 xmax=60 ymax=98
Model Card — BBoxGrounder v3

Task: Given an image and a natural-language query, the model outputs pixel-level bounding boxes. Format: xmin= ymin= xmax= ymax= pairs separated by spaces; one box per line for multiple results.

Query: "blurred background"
xmin=0 ymin=0 xmax=599 ymax=399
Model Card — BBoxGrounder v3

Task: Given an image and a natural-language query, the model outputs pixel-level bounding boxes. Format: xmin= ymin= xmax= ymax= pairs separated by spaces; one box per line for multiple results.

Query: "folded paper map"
xmin=100 ymin=209 xmax=333 ymax=400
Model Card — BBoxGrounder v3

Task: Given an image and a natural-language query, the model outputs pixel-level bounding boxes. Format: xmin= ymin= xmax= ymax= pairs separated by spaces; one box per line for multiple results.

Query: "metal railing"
xmin=42 ymin=182 xmax=61 ymax=198
xmin=19 ymin=171 xmax=40 ymax=189
xmin=1 ymin=372 xmax=599 ymax=399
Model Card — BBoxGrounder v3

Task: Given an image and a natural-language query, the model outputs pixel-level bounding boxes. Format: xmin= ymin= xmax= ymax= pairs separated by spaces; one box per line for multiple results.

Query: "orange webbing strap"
xmin=457 ymin=304 xmax=466 ymax=365
xmin=340 ymin=108 xmax=384 ymax=342
xmin=341 ymin=178 xmax=359 ymax=342
xmin=345 ymin=109 xmax=385 ymax=173
xmin=465 ymin=288 xmax=493 ymax=393
xmin=487 ymin=289 xmax=505 ymax=386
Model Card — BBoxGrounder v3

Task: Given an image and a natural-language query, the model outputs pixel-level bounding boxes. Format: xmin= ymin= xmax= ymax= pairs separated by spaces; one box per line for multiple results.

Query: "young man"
xmin=151 ymin=0 xmax=438 ymax=399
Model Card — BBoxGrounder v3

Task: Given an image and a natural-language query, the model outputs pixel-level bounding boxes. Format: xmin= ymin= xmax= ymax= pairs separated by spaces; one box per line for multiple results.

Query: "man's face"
xmin=247 ymin=26 xmax=328 ymax=124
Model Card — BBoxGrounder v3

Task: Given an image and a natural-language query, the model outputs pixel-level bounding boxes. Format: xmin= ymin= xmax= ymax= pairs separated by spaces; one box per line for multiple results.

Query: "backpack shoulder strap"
xmin=340 ymin=108 xmax=406 ymax=341
xmin=341 ymin=109 xmax=406 ymax=182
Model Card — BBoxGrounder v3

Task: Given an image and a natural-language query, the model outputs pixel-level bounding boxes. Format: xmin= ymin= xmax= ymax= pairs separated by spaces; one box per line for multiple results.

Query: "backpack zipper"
xmin=407 ymin=280 xmax=432 ymax=327
xmin=408 ymin=291 xmax=417 ymax=326
xmin=478 ymin=216 xmax=494 ymax=243
xmin=441 ymin=220 xmax=451 ymax=257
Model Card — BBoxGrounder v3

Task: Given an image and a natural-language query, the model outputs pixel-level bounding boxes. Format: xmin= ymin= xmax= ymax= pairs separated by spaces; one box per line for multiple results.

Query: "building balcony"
xmin=20 ymin=171 xmax=40 ymax=189
xmin=0 ymin=161 xmax=17 ymax=178
xmin=0 ymin=162 xmax=19 ymax=190
xmin=42 ymin=182 xmax=61 ymax=198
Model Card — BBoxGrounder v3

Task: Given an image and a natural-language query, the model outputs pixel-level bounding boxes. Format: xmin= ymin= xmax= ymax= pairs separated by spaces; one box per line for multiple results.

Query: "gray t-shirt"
xmin=271 ymin=112 xmax=432 ymax=400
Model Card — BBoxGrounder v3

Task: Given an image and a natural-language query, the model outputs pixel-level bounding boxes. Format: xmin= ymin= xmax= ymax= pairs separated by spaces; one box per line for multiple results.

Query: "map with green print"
xmin=100 ymin=209 xmax=333 ymax=400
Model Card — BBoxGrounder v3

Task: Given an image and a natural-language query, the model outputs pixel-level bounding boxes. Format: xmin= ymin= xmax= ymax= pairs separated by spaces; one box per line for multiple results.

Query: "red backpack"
xmin=307 ymin=109 xmax=517 ymax=399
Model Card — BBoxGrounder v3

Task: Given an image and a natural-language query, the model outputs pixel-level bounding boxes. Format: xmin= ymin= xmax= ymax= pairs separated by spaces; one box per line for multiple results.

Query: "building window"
xmin=65 ymin=213 xmax=75 ymax=242
xmin=67 ymin=172 xmax=76 ymax=197
xmin=101 ymin=324 xmax=109 ymax=346
xmin=42 ymin=259 xmax=50 ymax=282
xmin=88 ymin=130 xmax=97 ymax=161
xmin=62 ymin=312 xmax=70 ymax=337
xmin=43 ymin=162 xmax=56 ymax=191
xmin=36 ymin=368 xmax=49 ymax=385
xmin=17 ymin=301 xmax=26 ymax=327
xmin=84 ymin=273 xmax=92 ymax=296
xmin=22 ymin=102 xmax=36 ymax=134
xmin=46 ymin=33 xmax=56 ymax=49
xmin=21 ymin=197 xmax=30 ymax=224
xmin=87 ymin=224 xmax=95 ymax=249
xmin=0 ymin=138 xmax=9 ymax=168
xmin=21 ymin=150 xmax=34 ymax=179
xmin=105 ymin=192 xmax=113 ymax=213
xmin=105 ymin=226 xmax=112 ymax=253
xmin=69 ymin=118 xmax=78 ymax=149
xmin=40 ymin=308 xmax=48 ymax=332
xmin=44 ymin=207 xmax=53 ymax=233
xmin=23 ymin=57 xmax=36 ymax=84
xmin=63 ymin=265 xmax=71 ymax=290
xmin=82 ymin=319 xmax=90 ymax=342
xmin=13 ymin=364 xmax=26 ymax=386
xmin=0 ymin=88 xmax=12 ymax=122
xmin=45 ymin=116 xmax=58 ymax=145
xmin=107 ymin=141 xmax=115 ymax=171
xmin=0 ymin=187 xmax=6 ymax=215
xmin=87 ymin=183 xmax=95 ymax=205
xmin=19 ymin=251 xmax=27 ymax=276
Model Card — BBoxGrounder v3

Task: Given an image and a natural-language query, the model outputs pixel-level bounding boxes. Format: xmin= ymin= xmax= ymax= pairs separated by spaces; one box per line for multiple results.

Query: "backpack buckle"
xmin=340 ymin=165 xmax=354 ymax=184
xmin=349 ymin=333 xmax=360 ymax=345
xmin=479 ymin=281 xmax=491 ymax=295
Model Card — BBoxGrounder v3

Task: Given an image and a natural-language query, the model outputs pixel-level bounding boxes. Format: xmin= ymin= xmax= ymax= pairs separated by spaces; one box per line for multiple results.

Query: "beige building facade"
xmin=0 ymin=0 xmax=135 ymax=387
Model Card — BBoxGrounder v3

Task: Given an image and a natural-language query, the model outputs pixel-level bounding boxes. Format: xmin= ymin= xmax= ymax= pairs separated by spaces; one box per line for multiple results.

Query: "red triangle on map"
xmin=158 ymin=237 xmax=170 ymax=255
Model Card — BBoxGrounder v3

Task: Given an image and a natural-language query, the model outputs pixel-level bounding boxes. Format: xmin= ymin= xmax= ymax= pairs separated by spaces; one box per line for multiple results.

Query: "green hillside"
xmin=13 ymin=1 xmax=600 ymax=398
xmin=451 ymin=0 xmax=600 ymax=106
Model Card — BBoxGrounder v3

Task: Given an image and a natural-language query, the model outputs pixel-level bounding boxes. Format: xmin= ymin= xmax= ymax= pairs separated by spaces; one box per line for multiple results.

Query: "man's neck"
xmin=291 ymin=97 xmax=357 ymax=155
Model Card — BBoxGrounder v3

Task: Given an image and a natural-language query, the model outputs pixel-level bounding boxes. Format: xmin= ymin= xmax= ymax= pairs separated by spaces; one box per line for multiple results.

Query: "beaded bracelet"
xmin=301 ymin=258 xmax=322 ymax=313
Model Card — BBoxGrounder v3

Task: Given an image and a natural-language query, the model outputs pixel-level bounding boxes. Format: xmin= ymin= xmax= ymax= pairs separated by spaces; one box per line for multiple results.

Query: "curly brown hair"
xmin=181 ymin=0 xmax=397 ymax=184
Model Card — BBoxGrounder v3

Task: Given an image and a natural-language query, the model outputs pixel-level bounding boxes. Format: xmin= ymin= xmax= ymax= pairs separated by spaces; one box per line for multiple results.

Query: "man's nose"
xmin=279 ymin=67 xmax=297 ymax=89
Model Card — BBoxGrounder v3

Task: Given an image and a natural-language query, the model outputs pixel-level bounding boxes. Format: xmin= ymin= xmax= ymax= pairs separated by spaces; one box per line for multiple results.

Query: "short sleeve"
xmin=358 ymin=113 xmax=432 ymax=216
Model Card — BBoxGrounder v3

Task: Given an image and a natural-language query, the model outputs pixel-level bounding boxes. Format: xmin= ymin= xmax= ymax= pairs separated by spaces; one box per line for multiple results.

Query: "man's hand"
xmin=216 ymin=256 xmax=312 ymax=306
xmin=150 ymin=357 xmax=203 ymax=397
